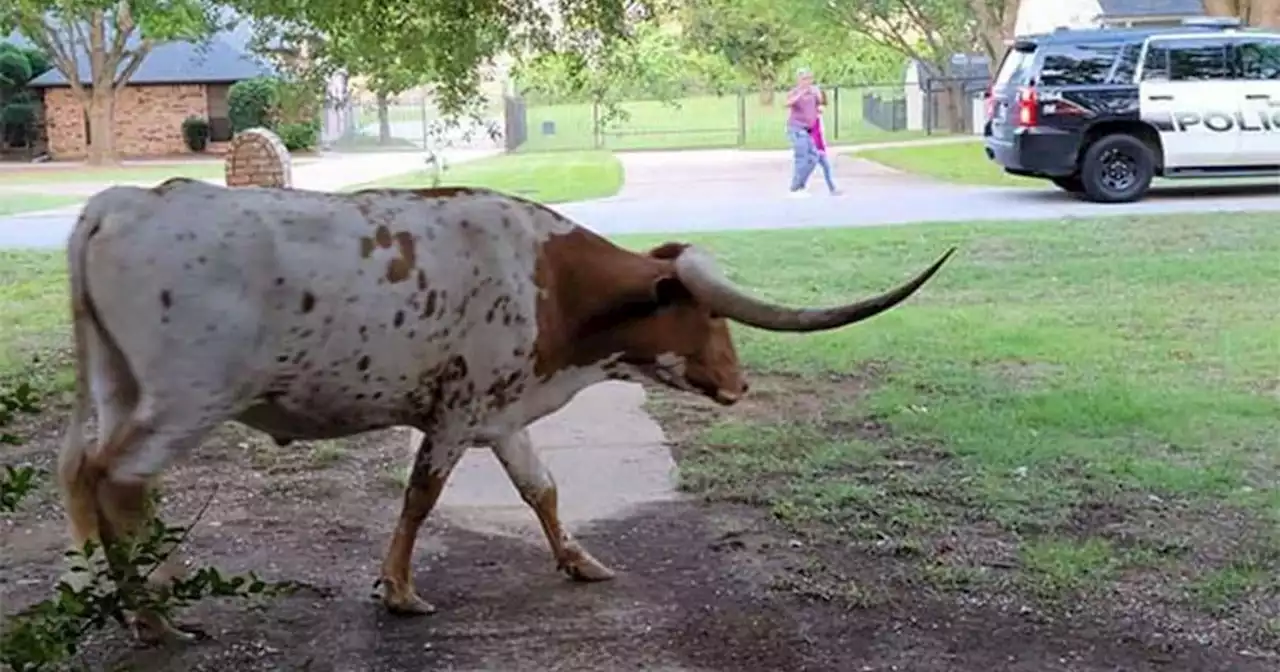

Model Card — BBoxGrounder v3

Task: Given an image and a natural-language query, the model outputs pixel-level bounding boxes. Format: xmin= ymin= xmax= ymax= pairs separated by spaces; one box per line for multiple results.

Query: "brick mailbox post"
xmin=224 ymin=127 xmax=293 ymax=188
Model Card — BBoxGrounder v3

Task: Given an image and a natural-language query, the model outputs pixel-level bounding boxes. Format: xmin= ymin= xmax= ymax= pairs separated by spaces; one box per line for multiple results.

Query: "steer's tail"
xmin=57 ymin=202 xmax=109 ymax=568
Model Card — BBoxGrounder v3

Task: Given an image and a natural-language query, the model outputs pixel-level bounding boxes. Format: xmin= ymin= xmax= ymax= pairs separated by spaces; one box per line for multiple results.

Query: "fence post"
xmin=925 ymin=85 xmax=934 ymax=136
xmin=592 ymin=100 xmax=602 ymax=149
xmin=420 ymin=96 xmax=430 ymax=147
xmin=832 ymin=86 xmax=841 ymax=141
xmin=736 ymin=90 xmax=746 ymax=147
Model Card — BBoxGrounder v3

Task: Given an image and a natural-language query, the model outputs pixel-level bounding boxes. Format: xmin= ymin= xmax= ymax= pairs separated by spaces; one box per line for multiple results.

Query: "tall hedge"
xmin=228 ymin=77 xmax=280 ymax=132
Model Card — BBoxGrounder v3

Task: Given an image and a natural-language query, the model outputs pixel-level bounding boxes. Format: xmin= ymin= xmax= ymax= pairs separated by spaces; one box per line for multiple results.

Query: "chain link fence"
xmin=501 ymin=76 xmax=992 ymax=153
xmin=321 ymin=88 xmax=505 ymax=154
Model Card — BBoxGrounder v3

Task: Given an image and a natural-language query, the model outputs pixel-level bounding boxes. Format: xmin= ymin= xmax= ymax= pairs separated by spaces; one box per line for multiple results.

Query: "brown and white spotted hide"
xmin=68 ymin=180 xmax=693 ymax=481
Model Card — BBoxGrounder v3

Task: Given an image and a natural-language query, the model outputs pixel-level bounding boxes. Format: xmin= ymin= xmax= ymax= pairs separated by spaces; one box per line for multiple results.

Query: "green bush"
xmin=228 ymin=77 xmax=280 ymax=132
xmin=181 ymin=115 xmax=210 ymax=152
xmin=0 ymin=100 xmax=34 ymax=126
xmin=0 ymin=49 xmax=33 ymax=91
xmin=277 ymin=120 xmax=319 ymax=152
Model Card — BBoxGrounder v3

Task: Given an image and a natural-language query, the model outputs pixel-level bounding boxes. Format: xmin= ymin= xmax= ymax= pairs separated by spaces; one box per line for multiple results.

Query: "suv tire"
xmin=1079 ymin=134 xmax=1155 ymax=203
xmin=1051 ymin=176 xmax=1085 ymax=193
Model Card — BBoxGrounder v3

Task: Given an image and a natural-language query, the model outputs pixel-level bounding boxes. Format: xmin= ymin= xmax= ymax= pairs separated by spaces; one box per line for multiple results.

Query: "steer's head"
xmin=600 ymin=241 xmax=956 ymax=407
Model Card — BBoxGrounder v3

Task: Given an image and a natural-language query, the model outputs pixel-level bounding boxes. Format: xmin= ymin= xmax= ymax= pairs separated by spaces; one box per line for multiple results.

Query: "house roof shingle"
xmin=7 ymin=10 xmax=277 ymax=88
xmin=1096 ymin=0 xmax=1206 ymax=17
xmin=26 ymin=37 xmax=274 ymax=87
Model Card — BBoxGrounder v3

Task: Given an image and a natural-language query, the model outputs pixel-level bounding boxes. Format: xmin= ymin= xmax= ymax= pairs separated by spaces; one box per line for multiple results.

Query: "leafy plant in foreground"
xmin=1 ymin=360 xmax=301 ymax=671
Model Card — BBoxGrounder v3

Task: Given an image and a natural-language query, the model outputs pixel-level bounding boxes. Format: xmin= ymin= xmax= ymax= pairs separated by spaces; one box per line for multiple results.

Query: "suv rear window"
xmin=1038 ymin=42 xmax=1128 ymax=86
xmin=993 ymin=47 xmax=1036 ymax=88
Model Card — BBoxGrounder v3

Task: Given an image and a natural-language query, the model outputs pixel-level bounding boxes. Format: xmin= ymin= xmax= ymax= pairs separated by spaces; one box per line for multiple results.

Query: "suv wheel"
xmin=1079 ymin=134 xmax=1155 ymax=203
xmin=1051 ymin=176 xmax=1085 ymax=193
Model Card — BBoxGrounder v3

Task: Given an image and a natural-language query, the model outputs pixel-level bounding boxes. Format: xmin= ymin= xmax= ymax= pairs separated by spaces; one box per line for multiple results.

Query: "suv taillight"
xmin=984 ymin=85 xmax=995 ymax=121
xmin=1016 ymin=86 xmax=1038 ymax=127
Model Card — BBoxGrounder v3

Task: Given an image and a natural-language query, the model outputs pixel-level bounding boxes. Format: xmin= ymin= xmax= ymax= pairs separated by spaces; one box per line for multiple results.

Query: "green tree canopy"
xmin=1 ymin=0 xmax=656 ymax=163
xmin=680 ymin=0 xmax=803 ymax=103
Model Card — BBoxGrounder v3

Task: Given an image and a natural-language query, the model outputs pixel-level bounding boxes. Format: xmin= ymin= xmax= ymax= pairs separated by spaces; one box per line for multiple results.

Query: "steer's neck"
xmin=530 ymin=229 xmax=670 ymax=380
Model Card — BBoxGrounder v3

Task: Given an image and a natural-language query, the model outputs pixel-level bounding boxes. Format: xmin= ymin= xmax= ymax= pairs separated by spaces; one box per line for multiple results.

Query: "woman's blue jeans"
xmin=787 ymin=123 xmax=818 ymax=191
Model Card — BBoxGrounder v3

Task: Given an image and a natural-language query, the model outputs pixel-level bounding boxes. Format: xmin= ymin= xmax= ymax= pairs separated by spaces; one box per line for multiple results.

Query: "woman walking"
xmin=785 ymin=68 xmax=821 ymax=198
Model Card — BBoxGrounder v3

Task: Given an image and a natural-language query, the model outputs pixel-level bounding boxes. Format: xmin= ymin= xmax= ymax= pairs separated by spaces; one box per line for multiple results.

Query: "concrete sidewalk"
xmin=425 ymin=381 xmax=681 ymax=541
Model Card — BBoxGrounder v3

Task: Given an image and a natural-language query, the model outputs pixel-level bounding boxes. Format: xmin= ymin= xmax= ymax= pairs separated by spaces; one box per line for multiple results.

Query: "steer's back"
xmin=76 ymin=180 xmax=567 ymax=442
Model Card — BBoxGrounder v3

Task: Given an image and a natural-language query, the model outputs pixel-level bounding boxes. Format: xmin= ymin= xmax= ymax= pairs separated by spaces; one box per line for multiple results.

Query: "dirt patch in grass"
xmin=1 ymin=379 xmax=1272 ymax=671
xmin=647 ymin=369 xmax=1280 ymax=669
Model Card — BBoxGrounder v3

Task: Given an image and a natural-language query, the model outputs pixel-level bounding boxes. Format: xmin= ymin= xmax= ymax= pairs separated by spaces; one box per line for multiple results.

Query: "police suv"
xmin=983 ymin=17 xmax=1280 ymax=203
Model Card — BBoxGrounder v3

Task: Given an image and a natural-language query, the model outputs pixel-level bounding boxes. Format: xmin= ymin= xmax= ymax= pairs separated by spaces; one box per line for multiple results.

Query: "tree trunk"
xmin=1203 ymin=0 xmax=1280 ymax=25
xmin=84 ymin=87 xmax=118 ymax=166
xmin=377 ymin=92 xmax=391 ymax=144
xmin=939 ymin=84 xmax=968 ymax=133
xmin=971 ymin=0 xmax=1021 ymax=74
xmin=756 ymin=74 xmax=776 ymax=106
xmin=1203 ymin=0 xmax=1246 ymax=21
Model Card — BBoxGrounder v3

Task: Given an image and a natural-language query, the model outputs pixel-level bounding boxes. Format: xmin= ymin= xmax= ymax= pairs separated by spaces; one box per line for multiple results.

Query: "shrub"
xmin=181 ymin=115 xmax=210 ymax=152
xmin=274 ymin=79 xmax=323 ymax=125
xmin=227 ymin=77 xmax=279 ymax=132
xmin=0 ymin=360 xmax=301 ymax=671
xmin=0 ymin=49 xmax=33 ymax=91
xmin=277 ymin=120 xmax=319 ymax=152
xmin=1 ymin=99 xmax=34 ymax=126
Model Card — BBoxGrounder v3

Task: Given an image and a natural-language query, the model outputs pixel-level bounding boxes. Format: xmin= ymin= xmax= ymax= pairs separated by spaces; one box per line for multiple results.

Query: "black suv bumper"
xmin=984 ymin=127 xmax=1079 ymax=178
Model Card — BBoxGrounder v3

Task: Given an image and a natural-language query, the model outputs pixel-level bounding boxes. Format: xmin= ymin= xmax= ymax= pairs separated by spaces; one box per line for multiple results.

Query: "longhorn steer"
xmin=58 ymin=178 xmax=954 ymax=640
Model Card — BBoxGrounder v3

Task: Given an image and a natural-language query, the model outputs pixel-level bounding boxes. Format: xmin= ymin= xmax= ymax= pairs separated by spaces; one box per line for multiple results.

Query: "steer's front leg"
xmin=378 ymin=430 xmax=460 ymax=616
xmin=491 ymin=429 xmax=615 ymax=582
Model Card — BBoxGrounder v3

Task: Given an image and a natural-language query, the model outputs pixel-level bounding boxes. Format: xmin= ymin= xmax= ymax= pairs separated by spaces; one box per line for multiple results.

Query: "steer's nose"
xmin=715 ymin=389 xmax=742 ymax=406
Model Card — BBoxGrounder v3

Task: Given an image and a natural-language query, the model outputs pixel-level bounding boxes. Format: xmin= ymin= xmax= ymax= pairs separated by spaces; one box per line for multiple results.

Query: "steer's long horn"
xmin=673 ymin=246 xmax=957 ymax=333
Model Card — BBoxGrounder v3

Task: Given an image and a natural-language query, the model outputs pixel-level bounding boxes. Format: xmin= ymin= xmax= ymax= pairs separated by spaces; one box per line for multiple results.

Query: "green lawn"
xmin=856 ymin=139 xmax=1041 ymax=187
xmin=0 ymin=162 xmax=227 ymax=186
xmin=0 ymin=194 xmax=83 ymax=216
xmin=5 ymin=211 xmax=1277 ymax=638
xmin=0 ymin=250 xmax=68 ymax=377
xmin=625 ymin=213 xmax=1280 ymax=633
xmin=347 ymin=150 xmax=624 ymax=203
xmin=518 ymin=90 xmax=941 ymax=152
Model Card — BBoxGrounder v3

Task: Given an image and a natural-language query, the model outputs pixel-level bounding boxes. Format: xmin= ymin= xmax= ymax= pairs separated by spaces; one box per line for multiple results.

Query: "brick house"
xmin=27 ymin=34 xmax=273 ymax=159
xmin=1016 ymin=0 xmax=1208 ymax=36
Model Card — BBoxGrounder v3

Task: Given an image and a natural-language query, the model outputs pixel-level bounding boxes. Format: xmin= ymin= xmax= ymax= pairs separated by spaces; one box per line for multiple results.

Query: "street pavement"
xmin=2 ymin=149 xmax=1278 ymax=249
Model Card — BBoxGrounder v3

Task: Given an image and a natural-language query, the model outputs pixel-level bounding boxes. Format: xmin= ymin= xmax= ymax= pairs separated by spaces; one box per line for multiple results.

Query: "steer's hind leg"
xmin=79 ymin=395 xmax=224 ymax=644
xmin=379 ymin=430 xmax=462 ymax=616
xmin=491 ymin=429 xmax=614 ymax=582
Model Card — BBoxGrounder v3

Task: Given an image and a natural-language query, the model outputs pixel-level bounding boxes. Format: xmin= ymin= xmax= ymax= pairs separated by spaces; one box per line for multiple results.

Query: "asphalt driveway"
xmin=3 ymin=148 xmax=1279 ymax=249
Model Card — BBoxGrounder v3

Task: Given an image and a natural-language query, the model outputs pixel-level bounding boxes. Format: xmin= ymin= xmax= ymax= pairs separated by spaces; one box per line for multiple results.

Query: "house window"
xmin=206 ymin=84 xmax=233 ymax=142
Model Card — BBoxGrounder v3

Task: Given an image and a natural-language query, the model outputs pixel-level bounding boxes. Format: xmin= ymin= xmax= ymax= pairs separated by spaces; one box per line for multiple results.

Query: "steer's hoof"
xmin=130 ymin=612 xmax=208 ymax=646
xmin=560 ymin=546 xmax=616 ymax=583
xmin=379 ymin=581 xmax=437 ymax=616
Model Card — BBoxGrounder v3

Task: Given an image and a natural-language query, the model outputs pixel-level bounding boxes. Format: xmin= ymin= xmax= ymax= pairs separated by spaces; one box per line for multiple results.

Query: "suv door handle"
xmin=1147 ymin=95 xmax=1174 ymax=101
xmin=1246 ymin=93 xmax=1271 ymax=100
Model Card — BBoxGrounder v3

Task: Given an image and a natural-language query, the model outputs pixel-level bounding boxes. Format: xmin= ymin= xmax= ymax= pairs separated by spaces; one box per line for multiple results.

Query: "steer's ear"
xmin=652 ymin=275 xmax=692 ymax=307
xmin=647 ymin=241 xmax=689 ymax=260
xmin=647 ymin=242 xmax=693 ymax=308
